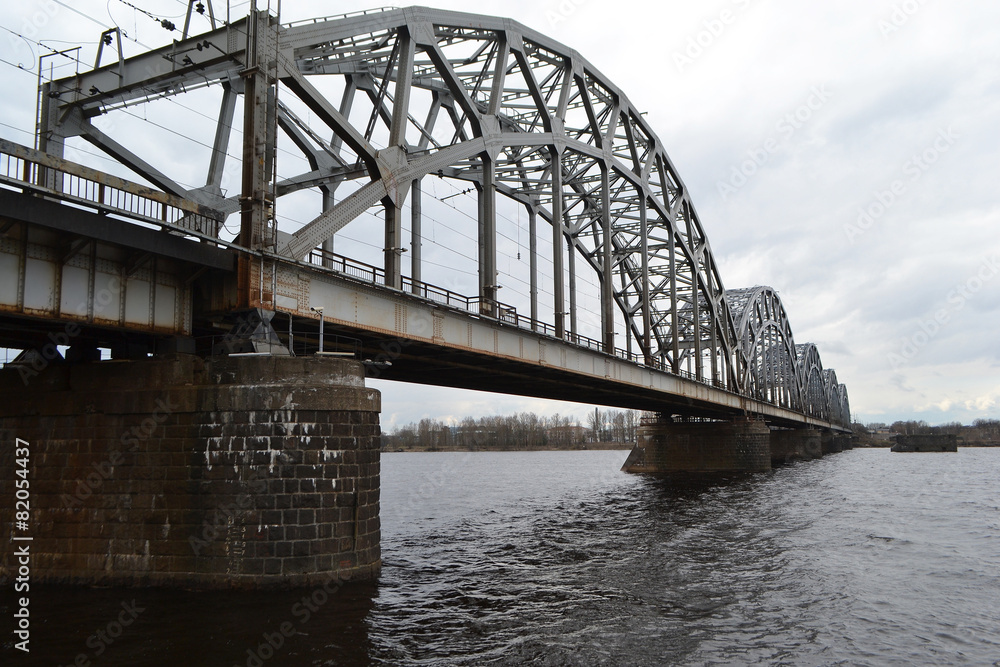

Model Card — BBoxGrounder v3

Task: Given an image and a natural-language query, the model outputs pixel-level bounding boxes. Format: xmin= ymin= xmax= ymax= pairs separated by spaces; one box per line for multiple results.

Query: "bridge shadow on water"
xmin=638 ymin=470 xmax=767 ymax=502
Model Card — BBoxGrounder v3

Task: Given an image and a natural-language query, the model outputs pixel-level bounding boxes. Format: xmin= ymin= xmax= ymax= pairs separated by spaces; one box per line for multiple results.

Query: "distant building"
xmin=871 ymin=427 xmax=895 ymax=442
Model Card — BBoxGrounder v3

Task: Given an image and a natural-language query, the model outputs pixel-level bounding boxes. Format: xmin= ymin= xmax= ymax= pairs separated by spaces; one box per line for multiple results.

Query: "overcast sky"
xmin=1 ymin=0 xmax=998 ymax=429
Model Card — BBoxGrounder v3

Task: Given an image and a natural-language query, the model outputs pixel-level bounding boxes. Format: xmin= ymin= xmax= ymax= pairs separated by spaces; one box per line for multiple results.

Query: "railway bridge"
xmin=0 ymin=6 xmax=851 ymax=588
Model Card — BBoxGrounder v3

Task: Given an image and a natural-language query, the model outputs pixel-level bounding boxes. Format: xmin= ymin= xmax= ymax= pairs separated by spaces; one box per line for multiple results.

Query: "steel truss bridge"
xmin=0 ymin=6 xmax=849 ymax=429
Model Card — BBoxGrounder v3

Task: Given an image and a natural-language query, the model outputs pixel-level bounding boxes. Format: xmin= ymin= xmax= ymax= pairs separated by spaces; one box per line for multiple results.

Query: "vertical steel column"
xmin=551 ymin=149 xmax=565 ymax=338
xmin=36 ymin=81 xmax=65 ymax=192
xmin=640 ymin=196 xmax=651 ymax=364
xmin=410 ymin=178 xmax=422 ymax=294
xmin=321 ymin=189 xmax=335 ymax=268
xmin=384 ymin=207 xmax=404 ymax=290
xmin=384 ymin=28 xmax=413 ymax=291
xmin=706 ymin=254 xmax=719 ymax=384
xmin=477 ymin=180 xmax=485 ymax=293
xmin=669 ymin=228 xmax=680 ymax=373
xmin=528 ymin=205 xmax=538 ymax=331
xmin=479 ymin=157 xmax=498 ymax=315
xmin=477 ymin=26 xmax=503 ymax=317
xmin=600 ymin=165 xmax=614 ymax=353
xmin=238 ymin=9 xmax=272 ymax=308
xmin=567 ymin=235 xmax=577 ymax=341
xmin=689 ymin=214 xmax=703 ymax=381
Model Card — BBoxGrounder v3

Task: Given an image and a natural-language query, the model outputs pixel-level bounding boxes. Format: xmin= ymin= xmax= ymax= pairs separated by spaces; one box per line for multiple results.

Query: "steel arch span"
xmin=35 ymin=6 xmax=850 ymax=426
xmin=728 ymin=287 xmax=849 ymax=422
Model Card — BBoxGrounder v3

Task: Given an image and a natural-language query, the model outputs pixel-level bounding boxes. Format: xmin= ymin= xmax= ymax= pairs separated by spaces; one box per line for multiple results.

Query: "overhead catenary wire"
xmin=113 ymin=0 xmax=181 ymax=31
xmin=0 ymin=24 xmax=88 ymax=70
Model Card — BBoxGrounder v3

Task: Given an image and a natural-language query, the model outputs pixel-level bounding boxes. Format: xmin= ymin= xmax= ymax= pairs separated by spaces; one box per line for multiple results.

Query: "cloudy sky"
xmin=1 ymin=0 xmax=998 ymax=429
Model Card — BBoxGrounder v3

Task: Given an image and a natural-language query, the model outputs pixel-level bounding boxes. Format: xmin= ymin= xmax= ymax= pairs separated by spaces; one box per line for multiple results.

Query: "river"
xmin=4 ymin=448 xmax=1000 ymax=665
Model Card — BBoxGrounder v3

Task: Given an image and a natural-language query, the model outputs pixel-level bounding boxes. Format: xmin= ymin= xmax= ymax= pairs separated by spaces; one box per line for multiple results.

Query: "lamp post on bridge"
xmin=311 ymin=306 xmax=324 ymax=354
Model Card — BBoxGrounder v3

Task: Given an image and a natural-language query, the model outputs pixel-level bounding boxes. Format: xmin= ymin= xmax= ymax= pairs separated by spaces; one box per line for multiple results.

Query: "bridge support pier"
xmin=769 ymin=428 xmax=823 ymax=465
xmin=821 ymin=432 xmax=845 ymax=455
xmin=622 ymin=417 xmax=771 ymax=473
xmin=0 ymin=354 xmax=381 ymax=589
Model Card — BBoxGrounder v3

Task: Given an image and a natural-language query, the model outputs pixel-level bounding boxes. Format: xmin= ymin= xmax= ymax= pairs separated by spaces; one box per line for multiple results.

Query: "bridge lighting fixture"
xmin=310 ymin=306 xmax=325 ymax=354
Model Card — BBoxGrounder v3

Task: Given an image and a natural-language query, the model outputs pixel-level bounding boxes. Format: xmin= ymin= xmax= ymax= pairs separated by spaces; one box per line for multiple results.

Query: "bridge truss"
xmin=25 ymin=5 xmax=848 ymax=426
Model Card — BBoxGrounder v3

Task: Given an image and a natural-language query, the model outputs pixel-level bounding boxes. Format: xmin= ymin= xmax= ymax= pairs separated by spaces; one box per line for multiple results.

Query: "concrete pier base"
xmin=0 ymin=354 xmax=381 ymax=589
xmin=769 ymin=428 xmax=823 ymax=465
xmin=622 ymin=417 xmax=771 ymax=473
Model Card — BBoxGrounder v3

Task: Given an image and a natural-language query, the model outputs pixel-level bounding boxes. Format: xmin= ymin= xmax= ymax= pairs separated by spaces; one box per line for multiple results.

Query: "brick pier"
xmin=0 ymin=354 xmax=381 ymax=589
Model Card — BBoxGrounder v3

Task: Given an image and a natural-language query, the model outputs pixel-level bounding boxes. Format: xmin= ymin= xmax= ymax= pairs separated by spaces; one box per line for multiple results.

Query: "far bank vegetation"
xmin=853 ymin=419 xmax=1000 ymax=446
xmin=383 ymin=409 xmax=640 ymax=452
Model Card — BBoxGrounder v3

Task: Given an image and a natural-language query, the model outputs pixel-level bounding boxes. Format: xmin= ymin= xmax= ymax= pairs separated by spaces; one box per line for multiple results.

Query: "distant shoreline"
xmin=383 ymin=442 xmax=633 ymax=453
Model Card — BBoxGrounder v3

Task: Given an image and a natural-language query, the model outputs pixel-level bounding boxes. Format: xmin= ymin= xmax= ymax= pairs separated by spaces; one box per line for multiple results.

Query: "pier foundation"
xmin=0 ymin=354 xmax=381 ymax=589
xmin=769 ymin=428 xmax=823 ymax=465
xmin=891 ymin=434 xmax=958 ymax=452
xmin=622 ymin=417 xmax=771 ymax=473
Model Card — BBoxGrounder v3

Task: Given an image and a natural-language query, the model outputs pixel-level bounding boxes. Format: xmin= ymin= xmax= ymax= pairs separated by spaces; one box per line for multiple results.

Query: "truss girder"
xmin=726 ymin=289 xmax=850 ymax=427
xmin=39 ymin=6 xmax=852 ymax=419
xmin=274 ymin=8 xmax=739 ymax=386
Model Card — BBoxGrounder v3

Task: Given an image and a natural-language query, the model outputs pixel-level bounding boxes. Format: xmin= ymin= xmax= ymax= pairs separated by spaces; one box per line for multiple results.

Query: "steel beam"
xmin=238 ymin=10 xmax=275 ymax=307
xmin=479 ymin=158 xmax=498 ymax=313
xmin=551 ymin=148 xmax=565 ymax=338
xmin=206 ymin=82 xmax=237 ymax=190
xmin=528 ymin=205 xmax=538 ymax=331
xmin=600 ymin=165 xmax=614 ymax=353
xmin=410 ymin=179 xmax=422 ymax=292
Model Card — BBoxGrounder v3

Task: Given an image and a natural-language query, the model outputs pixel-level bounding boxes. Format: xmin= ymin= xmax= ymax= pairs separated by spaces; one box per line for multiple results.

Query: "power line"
xmin=0 ymin=57 xmax=38 ymax=74
xmin=0 ymin=24 xmax=87 ymax=69
xmin=113 ymin=0 xmax=180 ymax=32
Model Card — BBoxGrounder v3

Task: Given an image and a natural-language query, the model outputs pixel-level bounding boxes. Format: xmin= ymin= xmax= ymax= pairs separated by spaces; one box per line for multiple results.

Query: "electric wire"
xmin=0 ymin=25 xmax=87 ymax=69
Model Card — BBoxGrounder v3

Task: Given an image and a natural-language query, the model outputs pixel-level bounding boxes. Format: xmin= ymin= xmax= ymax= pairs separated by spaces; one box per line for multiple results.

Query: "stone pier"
xmin=891 ymin=434 xmax=958 ymax=452
xmin=622 ymin=417 xmax=771 ymax=473
xmin=822 ymin=432 xmax=850 ymax=455
xmin=0 ymin=354 xmax=381 ymax=589
xmin=769 ymin=428 xmax=824 ymax=465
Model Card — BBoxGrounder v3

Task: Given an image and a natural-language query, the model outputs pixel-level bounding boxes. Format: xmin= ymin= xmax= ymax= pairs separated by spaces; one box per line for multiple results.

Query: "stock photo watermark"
xmin=234 ymin=576 xmax=345 ymax=667
xmin=59 ymin=599 xmax=146 ymax=667
xmin=878 ymin=0 xmax=931 ymax=38
xmin=545 ymin=0 xmax=589 ymax=27
xmin=672 ymin=0 xmax=756 ymax=73
xmin=364 ymin=310 xmax=432 ymax=378
xmin=13 ymin=270 xmax=126 ymax=385
xmin=5 ymin=0 xmax=60 ymax=67
xmin=844 ymin=126 xmax=958 ymax=245
xmin=11 ymin=437 xmax=32 ymax=653
xmin=59 ymin=397 xmax=177 ymax=510
xmin=888 ymin=255 xmax=999 ymax=370
xmin=716 ymin=84 xmax=832 ymax=200
xmin=188 ymin=466 xmax=273 ymax=556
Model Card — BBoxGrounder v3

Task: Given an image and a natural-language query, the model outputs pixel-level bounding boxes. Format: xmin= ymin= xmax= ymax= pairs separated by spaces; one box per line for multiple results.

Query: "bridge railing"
xmin=302 ymin=247 xmax=756 ymax=399
xmin=0 ymin=139 xmax=222 ymax=237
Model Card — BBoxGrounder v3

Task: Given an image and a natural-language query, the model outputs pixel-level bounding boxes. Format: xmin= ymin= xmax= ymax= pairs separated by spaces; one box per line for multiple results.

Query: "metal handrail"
xmin=0 ymin=138 xmax=223 ymax=237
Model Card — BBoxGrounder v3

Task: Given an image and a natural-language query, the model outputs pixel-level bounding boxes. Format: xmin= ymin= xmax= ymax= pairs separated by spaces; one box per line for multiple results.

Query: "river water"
xmin=4 ymin=448 xmax=1000 ymax=665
